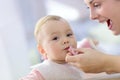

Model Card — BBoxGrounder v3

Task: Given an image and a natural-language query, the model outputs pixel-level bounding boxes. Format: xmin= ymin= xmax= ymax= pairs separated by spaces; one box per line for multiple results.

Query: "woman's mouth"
xmin=107 ymin=19 xmax=113 ymax=30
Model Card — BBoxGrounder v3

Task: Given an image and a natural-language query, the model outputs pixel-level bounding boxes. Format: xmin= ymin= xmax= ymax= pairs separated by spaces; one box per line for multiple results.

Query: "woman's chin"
xmin=112 ymin=31 xmax=120 ymax=36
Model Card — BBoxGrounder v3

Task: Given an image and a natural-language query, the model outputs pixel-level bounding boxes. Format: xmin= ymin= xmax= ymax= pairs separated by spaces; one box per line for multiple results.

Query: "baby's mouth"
xmin=64 ymin=46 xmax=70 ymax=50
xmin=107 ymin=19 xmax=113 ymax=30
xmin=64 ymin=46 xmax=70 ymax=53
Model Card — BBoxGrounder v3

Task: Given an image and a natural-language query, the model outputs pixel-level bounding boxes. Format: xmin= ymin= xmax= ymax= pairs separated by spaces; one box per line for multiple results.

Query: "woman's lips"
xmin=107 ymin=19 xmax=112 ymax=30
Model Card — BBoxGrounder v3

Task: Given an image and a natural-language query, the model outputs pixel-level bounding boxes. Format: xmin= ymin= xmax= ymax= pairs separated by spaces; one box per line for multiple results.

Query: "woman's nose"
xmin=90 ymin=10 xmax=98 ymax=20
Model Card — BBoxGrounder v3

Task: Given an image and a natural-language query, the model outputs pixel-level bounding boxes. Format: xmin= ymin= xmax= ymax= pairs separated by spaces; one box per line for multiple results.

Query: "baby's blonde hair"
xmin=34 ymin=15 xmax=67 ymax=44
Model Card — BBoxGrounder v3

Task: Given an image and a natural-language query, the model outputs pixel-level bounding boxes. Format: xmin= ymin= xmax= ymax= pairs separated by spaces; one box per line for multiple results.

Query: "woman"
xmin=66 ymin=0 xmax=120 ymax=73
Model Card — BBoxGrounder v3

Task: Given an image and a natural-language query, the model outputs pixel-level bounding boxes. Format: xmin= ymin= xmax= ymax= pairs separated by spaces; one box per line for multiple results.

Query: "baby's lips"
xmin=64 ymin=47 xmax=70 ymax=50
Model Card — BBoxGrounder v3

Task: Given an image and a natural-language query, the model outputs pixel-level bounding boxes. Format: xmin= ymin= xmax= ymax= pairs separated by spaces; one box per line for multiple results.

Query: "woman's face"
xmin=84 ymin=0 xmax=120 ymax=35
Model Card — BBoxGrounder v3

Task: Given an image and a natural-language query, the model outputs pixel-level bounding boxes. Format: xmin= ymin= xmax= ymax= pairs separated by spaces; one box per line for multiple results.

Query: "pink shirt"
xmin=20 ymin=69 xmax=45 ymax=80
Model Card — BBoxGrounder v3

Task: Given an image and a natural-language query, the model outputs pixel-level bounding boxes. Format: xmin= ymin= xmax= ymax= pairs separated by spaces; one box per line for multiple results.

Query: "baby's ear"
xmin=37 ymin=44 xmax=46 ymax=55
xmin=37 ymin=44 xmax=47 ymax=60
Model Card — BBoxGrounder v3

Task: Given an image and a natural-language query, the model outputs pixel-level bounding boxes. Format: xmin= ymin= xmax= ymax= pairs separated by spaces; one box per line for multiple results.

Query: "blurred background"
xmin=1 ymin=0 xmax=120 ymax=80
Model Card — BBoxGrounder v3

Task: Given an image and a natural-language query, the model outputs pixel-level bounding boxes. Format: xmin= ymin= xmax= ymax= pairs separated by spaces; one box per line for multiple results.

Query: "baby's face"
xmin=40 ymin=20 xmax=77 ymax=63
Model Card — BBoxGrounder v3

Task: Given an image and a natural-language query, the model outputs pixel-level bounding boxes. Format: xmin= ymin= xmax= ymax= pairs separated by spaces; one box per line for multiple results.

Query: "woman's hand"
xmin=66 ymin=48 xmax=107 ymax=73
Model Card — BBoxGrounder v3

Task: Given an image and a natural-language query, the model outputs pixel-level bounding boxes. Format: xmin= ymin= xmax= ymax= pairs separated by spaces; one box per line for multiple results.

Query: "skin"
xmin=37 ymin=20 xmax=77 ymax=64
xmin=85 ymin=0 xmax=120 ymax=35
xmin=66 ymin=0 xmax=120 ymax=73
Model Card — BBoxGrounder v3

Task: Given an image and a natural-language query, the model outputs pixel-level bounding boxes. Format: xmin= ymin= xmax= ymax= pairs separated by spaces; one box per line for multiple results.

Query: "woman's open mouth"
xmin=107 ymin=19 xmax=113 ymax=30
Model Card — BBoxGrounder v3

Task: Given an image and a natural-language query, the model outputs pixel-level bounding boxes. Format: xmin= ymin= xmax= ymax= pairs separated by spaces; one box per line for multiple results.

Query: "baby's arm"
xmin=19 ymin=69 xmax=45 ymax=80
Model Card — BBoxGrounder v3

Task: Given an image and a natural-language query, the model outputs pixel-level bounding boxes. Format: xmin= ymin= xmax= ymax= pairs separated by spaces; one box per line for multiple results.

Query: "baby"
xmin=20 ymin=15 xmax=84 ymax=80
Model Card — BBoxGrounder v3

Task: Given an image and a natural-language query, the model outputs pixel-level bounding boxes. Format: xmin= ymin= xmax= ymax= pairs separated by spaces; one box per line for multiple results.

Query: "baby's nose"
xmin=63 ymin=41 xmax=69 ymax=44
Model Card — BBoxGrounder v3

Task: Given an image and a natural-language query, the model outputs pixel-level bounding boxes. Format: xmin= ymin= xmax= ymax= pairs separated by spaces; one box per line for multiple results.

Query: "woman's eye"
xmin=94 ymin=3 xmax=100 ymax=8
xmin=52 ymin=37 xmax=58 ymax=40
xmin=67 ymin=33 xmax=73 ymax=37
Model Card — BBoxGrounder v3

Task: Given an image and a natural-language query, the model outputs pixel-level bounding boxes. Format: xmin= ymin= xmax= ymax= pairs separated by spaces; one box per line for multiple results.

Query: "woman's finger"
xmin=66 ymin=54 xmax=80 ymax=63
xmin=73 ymin=48 xmax=87 ymax=55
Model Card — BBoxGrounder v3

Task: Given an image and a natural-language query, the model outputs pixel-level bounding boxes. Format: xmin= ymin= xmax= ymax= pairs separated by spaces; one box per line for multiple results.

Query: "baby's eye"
xmin=52 ymin=36 xmax=58 ymax=40
xmin=67 ymin=33 xmax=73 ymax=37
